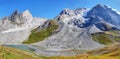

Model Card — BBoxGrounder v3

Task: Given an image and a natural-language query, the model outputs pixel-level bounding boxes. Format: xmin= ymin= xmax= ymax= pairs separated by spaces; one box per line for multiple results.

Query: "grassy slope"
xmin=92 ymin=33 xmax=114 ymax=45
xmin=91 ymin=30 xmax=120 ymax=45
xmin=0 ymin=46 xmax=39 ymax=59
xmin=105 ymin=30 xmax=120 ymax=42
xmin=23 ymin=20 xmax=59 ymax=44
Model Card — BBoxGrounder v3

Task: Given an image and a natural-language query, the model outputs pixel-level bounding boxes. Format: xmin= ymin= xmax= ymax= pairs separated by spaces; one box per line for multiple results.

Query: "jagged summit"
xmin=22 ymin=10 xmax=30 ymax=14
xmin=0 ymin=9 xmax=46 ymax=32
xmin=57 ymin=8 xmax=88 ymax=26
xmin=94 ymin=4 xmax=107 ymax=8
xmin=74 ymin=8 xmax=87 ymax=15
xmin=90 ymin=4 xmax=111 ymax=12
xmin=21 ymin=10 xmax=32 ymax=17
xmin=10 ymin=10 xmax=32 ymax=17
xmin=90 ymin=4 xmax=112 ymax=12
xmin=10 ymin=10 xmax=19 ymax=19
xmin=60 ymin=8 xmax=87 ymax=16
xmin=60 ymin=8 xmax=75 ymax=16
xmin=11 ymin=10 xmax=19 ymax=16
xmin=8 ymin=10 xmax=33 ymax=25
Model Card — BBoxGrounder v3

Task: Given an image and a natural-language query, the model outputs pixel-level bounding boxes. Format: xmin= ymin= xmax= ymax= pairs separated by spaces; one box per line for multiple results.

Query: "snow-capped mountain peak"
xmin=60 ymin=8 xmax=88 ymax=16
xmin=56 ymin=8 xmax=88 ymax=27
xmin=56 ymin=4 xmax=120 ymax=29
xmin=87 ymin=4 xmax=120 ymax=28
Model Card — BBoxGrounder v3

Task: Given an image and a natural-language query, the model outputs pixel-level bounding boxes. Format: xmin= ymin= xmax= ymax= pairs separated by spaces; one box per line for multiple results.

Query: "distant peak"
xmin=94 ymin=4 xmax=108 ymax=8
xmin=23 ymin=10 xmax=30 ymax=14
xmin=22 ymin=10 xmax=30 ymax=14
xmin=75 ymin=8 xmax=87 ymax=10
xmin=64 ymin=8 xmax=71 ymax=11
xmin=21 ymin=10 xmax=32 ymax=17
xmin=60 ymin=8 xmax=71 ymax=14
xmin=11 ymin=10 xmax=19 ymax=17
xmin=91 ymin=4 xmax=111 ymax=11
xmin=13 ymin=10 xmax=19 ymax=14
xmin=60 ymin=8 xmax=75 ymax=16
xmin=96 ymin=4 xmax=104 ymax=7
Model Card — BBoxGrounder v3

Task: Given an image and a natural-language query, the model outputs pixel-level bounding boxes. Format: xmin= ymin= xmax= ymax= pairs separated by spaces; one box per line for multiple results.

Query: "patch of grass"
xmin=91 ymin=30 xmax=120 ymax=45
xmin=23 ymin=20 xmax=59 ymax=44
xmin=105 ymin=30 xmax=120 ymax=36
xmin=92 ymin=33 xmax=113 ymax=45
xmin=0 ymin=46 xmax=39 ymax=59
xmin=105 ymin=30 xmax=120 ymax=42
xmin=114 ymin=37 xmax=120 ymax=42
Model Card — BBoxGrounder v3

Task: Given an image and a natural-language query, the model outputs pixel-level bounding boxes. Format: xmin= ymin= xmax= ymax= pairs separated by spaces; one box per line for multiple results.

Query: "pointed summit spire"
xmin=96 ymin=4 xmax=104 ymax=7
xmin=11 ymin=10 xmax=19 ymax=17
xmin=21 ymin=10 xmax=33 ymax=24
xmin=21 ymin=10 xmax=32 ymax=17
xmin=22 ymin=10 xmax=30 ymax=14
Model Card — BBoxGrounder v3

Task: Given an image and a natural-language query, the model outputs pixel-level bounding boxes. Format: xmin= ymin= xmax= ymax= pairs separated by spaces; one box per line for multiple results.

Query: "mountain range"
xmin=0 ymin=4 xmax=120 ymax=56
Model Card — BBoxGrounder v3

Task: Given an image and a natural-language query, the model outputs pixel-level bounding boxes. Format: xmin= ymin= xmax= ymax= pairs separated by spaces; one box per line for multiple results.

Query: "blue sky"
xmin=0 ymin=0 xmax=120 ymax=19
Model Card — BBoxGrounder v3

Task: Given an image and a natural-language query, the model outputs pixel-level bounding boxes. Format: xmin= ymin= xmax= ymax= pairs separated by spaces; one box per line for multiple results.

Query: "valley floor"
xmin=0 ymin=46 xmax=39 ymax=59
xmin=41 ymin=43 xmax=120 ymax=59
xmin=1 ymin=43 xmax=120 ymax=59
